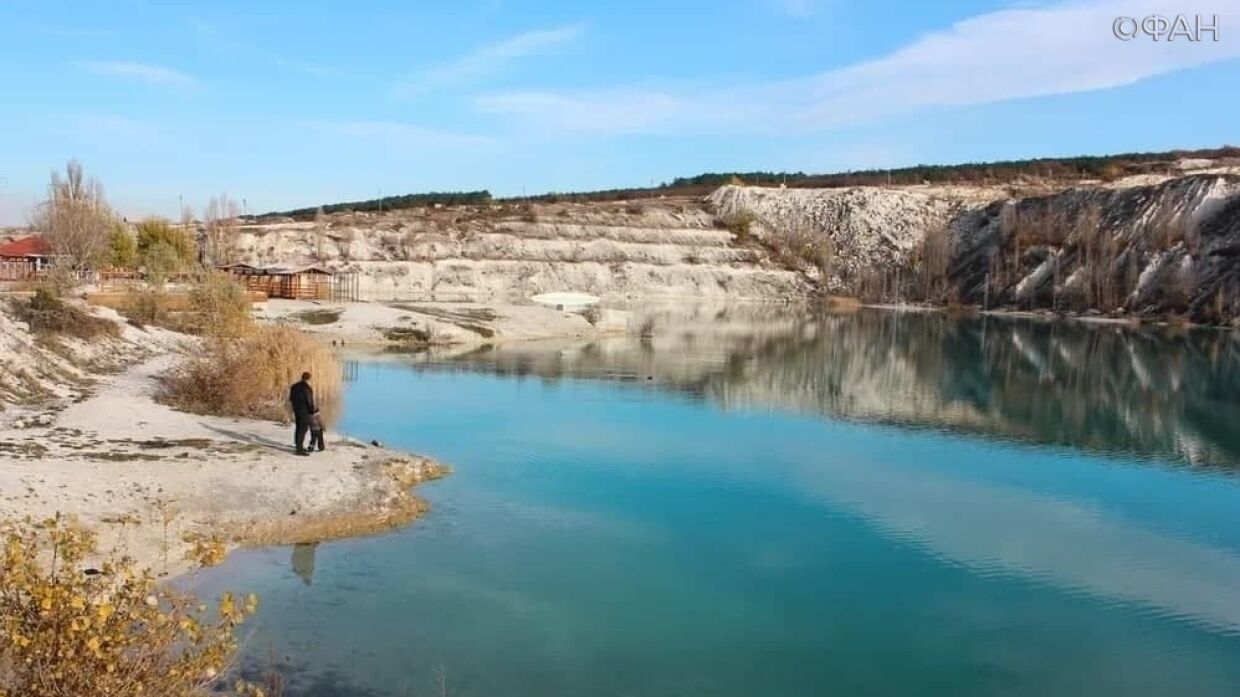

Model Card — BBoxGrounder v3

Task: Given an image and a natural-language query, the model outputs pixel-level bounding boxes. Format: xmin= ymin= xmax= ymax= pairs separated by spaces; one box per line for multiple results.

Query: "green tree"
xmin=105 ymin=224 xmax=138 ymax=269
xmin=136 ymin=218 xmax=197 ymax=271
xmin=142 ymin=242 xmax=183 ymax=282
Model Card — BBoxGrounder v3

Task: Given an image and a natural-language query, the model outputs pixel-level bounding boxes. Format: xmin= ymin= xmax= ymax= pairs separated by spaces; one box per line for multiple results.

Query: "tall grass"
xmin=915 ymin=222 xmax=953 ymax=302
xmin=159 ymin=325 xmax=341 ymax=425
xmin=120 ymin=271 xmax=252 ymax=336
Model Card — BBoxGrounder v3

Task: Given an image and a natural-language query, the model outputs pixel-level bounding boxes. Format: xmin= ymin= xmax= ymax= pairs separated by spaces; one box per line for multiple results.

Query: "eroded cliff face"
xmin=951 ymin=175 xmax=1240 ymax=321
xmin=233 ymin=200 xmax=808 ymax=302
xmin=234 ymin=167 xmax=1240 ymax=320
xmin=709 ymin=172 xmax=1240 ymax=323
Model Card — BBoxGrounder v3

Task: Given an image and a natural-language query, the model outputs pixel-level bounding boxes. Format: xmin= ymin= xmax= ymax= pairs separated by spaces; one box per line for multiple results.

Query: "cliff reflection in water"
xmin=408 ymin=305 xmax=1240 ymax=468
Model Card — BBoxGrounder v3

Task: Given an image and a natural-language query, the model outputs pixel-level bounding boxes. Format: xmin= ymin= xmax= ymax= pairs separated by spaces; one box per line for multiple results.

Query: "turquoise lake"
xmin=194 ymin=309 xmax=1240 ymax=696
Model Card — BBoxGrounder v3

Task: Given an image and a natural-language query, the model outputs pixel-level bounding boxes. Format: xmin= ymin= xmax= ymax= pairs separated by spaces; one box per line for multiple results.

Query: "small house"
xmin=266 ymin=266 xmax=334 ymax=300
xmin=219 ymin=263 xmax=335 ymax=300
xmin=0 ymin=236 xmax=51 ymax=281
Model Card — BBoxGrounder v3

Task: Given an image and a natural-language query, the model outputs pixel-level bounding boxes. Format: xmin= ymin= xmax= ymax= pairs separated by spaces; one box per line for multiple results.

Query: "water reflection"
xmin=191 ymin=333 xmax=1240 ymax=697
xmin=401 ymin=306 xmax=1240 ymax=468
xmin=781 ymin=451 xmax=1240 ymax=635
xmin=291 ymin=543 xmax=318 ymax=586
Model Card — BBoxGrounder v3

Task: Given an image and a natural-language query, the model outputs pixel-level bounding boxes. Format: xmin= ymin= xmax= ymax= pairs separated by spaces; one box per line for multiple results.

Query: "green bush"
xmin=106 ymin=225 xmax=138 ymax=269
xmin=136 ymin=218 xmax=197 ymax=271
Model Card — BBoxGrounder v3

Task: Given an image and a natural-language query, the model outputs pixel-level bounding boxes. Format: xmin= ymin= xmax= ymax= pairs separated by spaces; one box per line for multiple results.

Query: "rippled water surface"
xmin=194 ymin=308 xmax=1240 ymax=696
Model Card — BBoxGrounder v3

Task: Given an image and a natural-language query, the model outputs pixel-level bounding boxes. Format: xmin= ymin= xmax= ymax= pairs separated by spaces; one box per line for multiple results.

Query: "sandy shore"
xmin=0 ymin=344 xmax=446 ymax=578
xmin=0 ymin=294 xmax=648 ymax=576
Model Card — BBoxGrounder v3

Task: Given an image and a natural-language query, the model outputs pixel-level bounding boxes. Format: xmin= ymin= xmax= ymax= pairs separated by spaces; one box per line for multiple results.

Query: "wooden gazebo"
xmin=220 ymin=264 xmax=335 ymax=300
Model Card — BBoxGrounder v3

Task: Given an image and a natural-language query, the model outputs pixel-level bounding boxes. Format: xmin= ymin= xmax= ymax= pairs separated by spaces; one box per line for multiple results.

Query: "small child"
xmin=308 ymin=412 xmax=326 ymax=452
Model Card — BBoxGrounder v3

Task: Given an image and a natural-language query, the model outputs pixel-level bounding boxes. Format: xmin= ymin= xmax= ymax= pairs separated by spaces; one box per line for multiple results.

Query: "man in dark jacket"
xmin=289 ymin=372 xmax=316 ymax=456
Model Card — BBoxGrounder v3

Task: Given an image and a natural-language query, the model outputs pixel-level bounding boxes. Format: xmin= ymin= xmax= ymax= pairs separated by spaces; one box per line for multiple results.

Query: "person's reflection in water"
xmin=291 ymin=542 xmax=318 ymax=586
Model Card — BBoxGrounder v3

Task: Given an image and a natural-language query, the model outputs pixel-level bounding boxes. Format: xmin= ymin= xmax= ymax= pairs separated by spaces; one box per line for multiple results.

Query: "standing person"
xmin=309 ymin=411 xmax=326 ymax=452
xmin=289 ymin=371 xmax=316 ymax=456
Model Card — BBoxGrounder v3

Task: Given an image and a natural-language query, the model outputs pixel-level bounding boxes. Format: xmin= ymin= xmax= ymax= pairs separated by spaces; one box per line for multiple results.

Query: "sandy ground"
xmin=255 ymin=297 xmax=630 ymax=346
xmin=0 ymin=294 xmax=646 ymax=577
xmin=0 ymin=352 xmax=446 ymax=577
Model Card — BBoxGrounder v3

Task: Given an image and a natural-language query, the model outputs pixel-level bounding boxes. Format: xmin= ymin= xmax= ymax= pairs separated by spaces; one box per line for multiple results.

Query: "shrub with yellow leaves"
xmin=0 ymin=516 xmax=259 ymax=697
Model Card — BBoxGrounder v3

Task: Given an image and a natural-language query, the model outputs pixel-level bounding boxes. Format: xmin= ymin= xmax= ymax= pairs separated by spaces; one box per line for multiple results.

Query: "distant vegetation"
xmin=265 ymin=191 xmax=493 ymax=219
xmin=262 ymin=146 xmax=1239 ymax=218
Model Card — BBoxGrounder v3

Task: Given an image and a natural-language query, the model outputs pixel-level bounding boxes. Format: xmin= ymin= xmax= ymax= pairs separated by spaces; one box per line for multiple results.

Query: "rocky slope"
xmin=0 ymin=301 xmax=184 ymax=421
xmin=234 ymin=200 xmax=809 ymax=302
xmin=233 ymin=161 xmax=1240 ymax=322
xmin=709 ymin=168 xmax=1240 ymax=323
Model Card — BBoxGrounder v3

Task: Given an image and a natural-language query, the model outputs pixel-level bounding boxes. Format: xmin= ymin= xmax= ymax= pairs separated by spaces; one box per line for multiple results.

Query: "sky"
xmin=0 ymin=0 xmax=1237 ymax=224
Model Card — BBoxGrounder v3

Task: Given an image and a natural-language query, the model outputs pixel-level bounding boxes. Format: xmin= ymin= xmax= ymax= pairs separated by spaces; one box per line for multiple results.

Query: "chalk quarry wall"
xmin=237 ymin=170 xmax=1240 ymax=322
xmin=709 ymin=173 xmax=1240 ymax=322
xmin=233 ymin=200 xmax=809 ymax=302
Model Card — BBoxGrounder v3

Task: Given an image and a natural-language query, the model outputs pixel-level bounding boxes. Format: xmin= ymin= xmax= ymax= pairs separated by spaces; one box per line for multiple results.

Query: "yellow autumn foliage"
xmin=0 ymin=517 xmax=261 ymax=697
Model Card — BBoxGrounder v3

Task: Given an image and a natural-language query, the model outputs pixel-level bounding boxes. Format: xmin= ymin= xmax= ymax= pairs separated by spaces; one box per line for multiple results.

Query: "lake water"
xmin=194 ymin=308 xmax=1240 ymax=697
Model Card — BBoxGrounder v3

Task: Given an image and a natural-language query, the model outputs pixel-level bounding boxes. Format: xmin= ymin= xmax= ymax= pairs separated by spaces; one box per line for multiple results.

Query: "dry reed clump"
xmin=117 ymin=273 xmax=253 ymax=337
xmin=717 ymin=211 xmax=757 ymax=240
xmin=915 ymin=222 xmax=953 ymax=303
xmin=11 ymin=288 xmax=120 ymax=342
xmin=765 ymin=222 xmax=834 ymax=277
xmin=0 ymin=516 xmax=261 ymax=697
xmin=159 ymin=325 xmax=341 ymax=425
xmin=186 ymin=271 xmax=253 ymax=338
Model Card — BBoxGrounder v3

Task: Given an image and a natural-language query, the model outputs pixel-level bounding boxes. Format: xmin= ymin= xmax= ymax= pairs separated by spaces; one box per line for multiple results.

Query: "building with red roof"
xmin=0 ymin=236 xmax=52 ymax=280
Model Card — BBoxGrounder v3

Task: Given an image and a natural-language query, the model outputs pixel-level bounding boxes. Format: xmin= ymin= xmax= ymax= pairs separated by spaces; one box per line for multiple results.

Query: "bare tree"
xmin=204 ymin=194 xmax=241 ymax=266
xmin=313 ymin=206 xmax=328 ymax=262
xmin=1074 ymin=204 xmax=1114 ymax=310
xmin=335 ymin=227 xmax=355 ymax=261
xmin=916 ymin=221 xmax=953 ymax=302
xmin=34 ymin=160 xmax=115 ymax=276
xmin=180 ymin=203 xmax=200 ymax=265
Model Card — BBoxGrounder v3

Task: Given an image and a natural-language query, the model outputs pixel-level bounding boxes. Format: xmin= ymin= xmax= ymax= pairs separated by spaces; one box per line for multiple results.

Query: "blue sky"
xmin=0 ymin=0 xmax=1237 ymax=223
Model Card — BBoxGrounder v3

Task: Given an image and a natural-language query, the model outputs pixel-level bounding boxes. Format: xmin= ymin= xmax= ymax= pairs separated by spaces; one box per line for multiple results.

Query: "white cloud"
xmin=476 ymin=0 xmax=1240 ymax=135
xmin=190 ymin=17 xmax=345 ymax=78
xmin=392 ymin=23 xmax=585 ymax=97
xmin=474 ymin=89 xmax=691 ymax=135
xmin=790 ymin=0 xmax=1238 ymax=127
xmin=76 ymin=60 xmax=198 ymax=88
xmin=299 ymin=120 xmax=492 ymax=149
